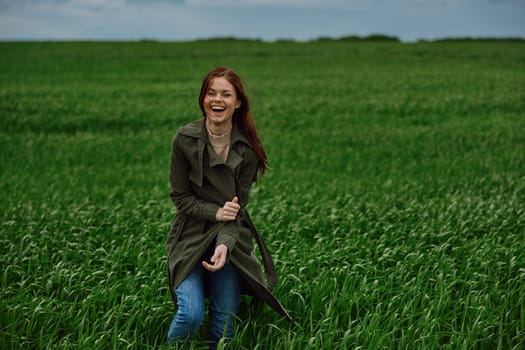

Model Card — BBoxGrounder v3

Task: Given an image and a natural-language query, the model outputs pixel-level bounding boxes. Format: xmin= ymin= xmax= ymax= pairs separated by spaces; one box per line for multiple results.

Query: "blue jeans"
xmin=167 ymin=262 xmax=242 ymax=346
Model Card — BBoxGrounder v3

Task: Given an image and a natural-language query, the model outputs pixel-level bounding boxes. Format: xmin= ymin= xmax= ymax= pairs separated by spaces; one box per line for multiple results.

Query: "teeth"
xmin=212 ymin=106 xmax=225 ymax=111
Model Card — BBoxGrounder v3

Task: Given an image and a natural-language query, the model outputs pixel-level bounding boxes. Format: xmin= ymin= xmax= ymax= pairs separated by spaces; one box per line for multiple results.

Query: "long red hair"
xmin=199 ymin=66 xmax=269 ymax=181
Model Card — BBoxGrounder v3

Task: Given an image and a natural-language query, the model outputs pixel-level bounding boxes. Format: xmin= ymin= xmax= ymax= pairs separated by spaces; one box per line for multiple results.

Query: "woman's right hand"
xmin=216 ymin=196 xmax=240 ymax=222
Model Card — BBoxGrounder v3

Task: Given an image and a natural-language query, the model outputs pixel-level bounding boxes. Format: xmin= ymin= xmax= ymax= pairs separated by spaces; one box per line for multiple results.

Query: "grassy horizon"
xmin=1 ymin=40 xmax=524 ymax=349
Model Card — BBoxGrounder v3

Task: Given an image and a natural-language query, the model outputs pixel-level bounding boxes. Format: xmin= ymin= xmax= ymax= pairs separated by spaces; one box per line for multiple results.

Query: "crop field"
xmin=1 ymin=40 xmax=524 ymax=349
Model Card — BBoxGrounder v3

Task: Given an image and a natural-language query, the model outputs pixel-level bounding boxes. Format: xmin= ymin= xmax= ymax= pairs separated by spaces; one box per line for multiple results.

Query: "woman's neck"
xmin=205 ymin=119 xmax=232 ymax=136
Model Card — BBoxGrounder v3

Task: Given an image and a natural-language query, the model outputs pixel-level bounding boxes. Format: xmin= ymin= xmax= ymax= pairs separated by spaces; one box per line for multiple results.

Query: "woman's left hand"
xmin=202 ymin=244 xmax=228 ymax=272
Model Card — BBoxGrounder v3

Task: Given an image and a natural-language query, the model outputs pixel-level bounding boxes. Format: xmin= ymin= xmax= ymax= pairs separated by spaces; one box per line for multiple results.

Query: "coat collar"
xmin=179 ymin=118 xmax=251 ymax=187
xmin=178 ymin=118 xmax=251 ymax=148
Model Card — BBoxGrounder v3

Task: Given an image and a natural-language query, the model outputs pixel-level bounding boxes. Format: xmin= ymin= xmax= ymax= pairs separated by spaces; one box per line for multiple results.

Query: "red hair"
xmin=199 ymin=66 xmax=269 ymax=181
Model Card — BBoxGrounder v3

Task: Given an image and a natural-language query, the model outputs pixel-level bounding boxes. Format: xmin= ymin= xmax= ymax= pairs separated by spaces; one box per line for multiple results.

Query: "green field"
xmin=1 ymin=40 xmax=524 ymax=349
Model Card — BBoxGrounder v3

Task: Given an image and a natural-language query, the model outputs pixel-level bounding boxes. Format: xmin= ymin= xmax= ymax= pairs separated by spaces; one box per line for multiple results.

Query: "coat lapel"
xmin=226 ymin=148 xmax=243 ymax=171
xmin=179 ymin=118 xmax=251 ymax=190
xmin=188 ymin=138 xmax=205 ymax=187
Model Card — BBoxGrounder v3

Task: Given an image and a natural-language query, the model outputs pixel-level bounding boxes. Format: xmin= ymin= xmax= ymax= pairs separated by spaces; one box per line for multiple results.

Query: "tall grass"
xmin=1 ymin=40 xmax=524 ymax=349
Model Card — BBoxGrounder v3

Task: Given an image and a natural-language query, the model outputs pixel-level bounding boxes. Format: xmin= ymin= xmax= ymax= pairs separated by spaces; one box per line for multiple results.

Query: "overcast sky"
xmin=1 ymin=0 xmax=524 ymax=42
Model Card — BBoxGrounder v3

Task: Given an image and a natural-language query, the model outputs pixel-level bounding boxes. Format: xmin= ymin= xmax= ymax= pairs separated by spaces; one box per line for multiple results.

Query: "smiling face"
xmin=203 ymin=77 xmax=241 ymax=129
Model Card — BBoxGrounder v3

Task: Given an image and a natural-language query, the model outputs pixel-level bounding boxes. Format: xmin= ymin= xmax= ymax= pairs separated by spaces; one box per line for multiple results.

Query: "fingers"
xmin=222 ymin=206 xmax=239 ymax=219
xmin=225 ymin=197 xmax=240 ymax=211
xmin=202 ymin=245 xmax=227 ymax=272
xmin=219 ymin=206 xmax=237 ymax=221
xmin=202 ymin=260 xmax=223 ymax=272
xmin=218 ymin=196 xmax=240 ymax=222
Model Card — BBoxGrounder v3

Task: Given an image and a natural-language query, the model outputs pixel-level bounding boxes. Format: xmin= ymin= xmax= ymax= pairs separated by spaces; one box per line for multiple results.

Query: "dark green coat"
xmin=167 ymin=118 xmax=292 ymax=322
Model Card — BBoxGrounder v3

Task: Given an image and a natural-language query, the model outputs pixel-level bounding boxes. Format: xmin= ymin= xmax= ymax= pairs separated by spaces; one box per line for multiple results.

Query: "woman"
xmin=167 ymin=66 xmax=292 ymax=347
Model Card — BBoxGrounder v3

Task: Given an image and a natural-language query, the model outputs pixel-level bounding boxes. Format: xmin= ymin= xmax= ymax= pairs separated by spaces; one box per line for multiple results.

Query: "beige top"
xmin=206 ymin=126 xmax=232 ymax=162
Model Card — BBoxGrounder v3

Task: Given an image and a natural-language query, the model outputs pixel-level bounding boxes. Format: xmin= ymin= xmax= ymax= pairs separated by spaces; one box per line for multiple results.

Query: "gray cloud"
xmin=125 ymin=0 xmax=185 ymax=4
xmin=0 ymin=0 xmax=66 ymax=11
xmin=0 ymin=0 xmax=523 ymax=41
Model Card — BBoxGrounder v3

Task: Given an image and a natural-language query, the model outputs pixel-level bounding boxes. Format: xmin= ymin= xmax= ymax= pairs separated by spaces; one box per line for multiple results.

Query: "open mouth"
xmin=211 ymin=106 xmax=225 ymax=112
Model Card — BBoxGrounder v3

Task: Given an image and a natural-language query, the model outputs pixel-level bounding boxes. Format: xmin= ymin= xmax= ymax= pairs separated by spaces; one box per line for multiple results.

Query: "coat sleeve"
xmin=216 ymin=146 xmax=259 ymax=253
xmin=170 ymin=133 xmax=221 ymax=221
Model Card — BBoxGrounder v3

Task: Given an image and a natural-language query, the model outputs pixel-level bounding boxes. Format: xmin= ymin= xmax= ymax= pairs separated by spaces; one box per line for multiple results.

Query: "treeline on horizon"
xmin=157 ymin=34 xmax=525 ymax=43
xmin=3 ymin=34 xmax=524 ymax=44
